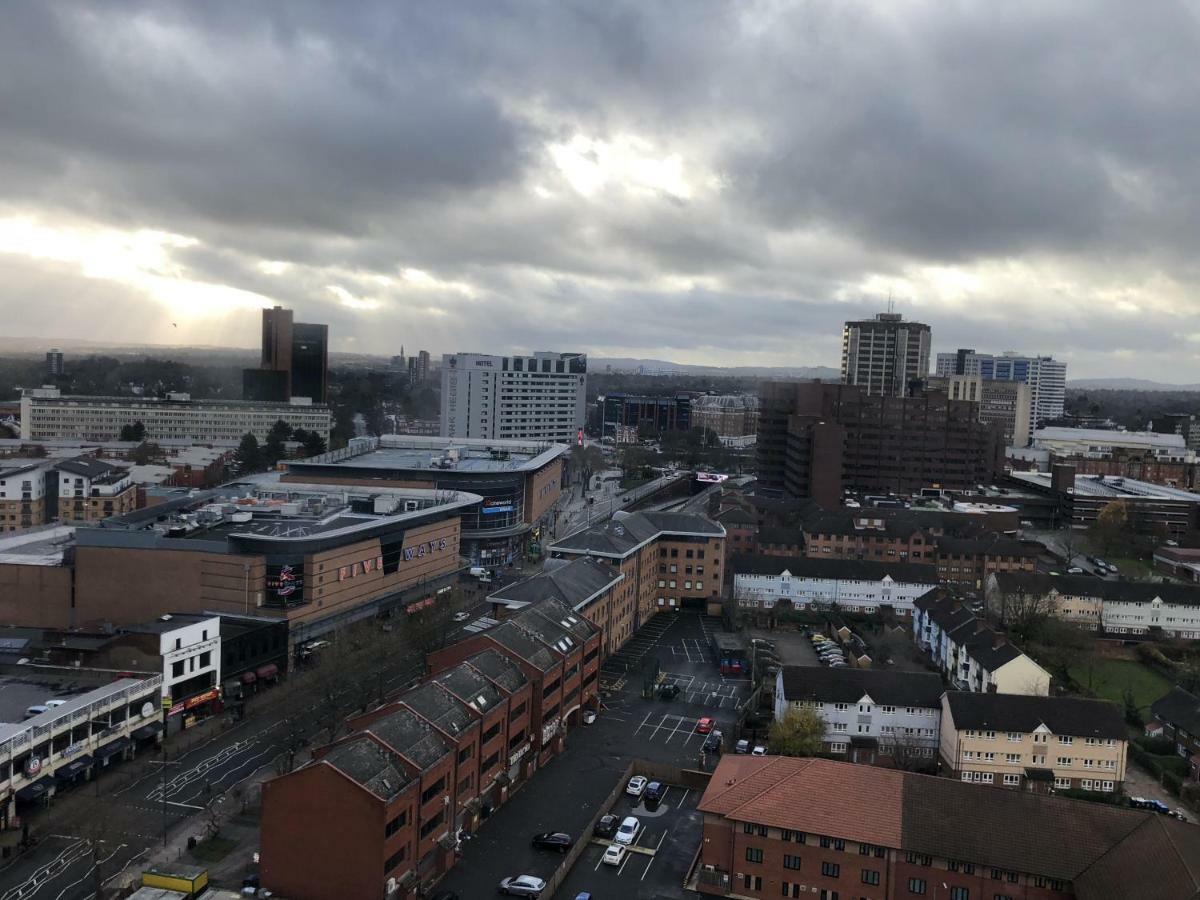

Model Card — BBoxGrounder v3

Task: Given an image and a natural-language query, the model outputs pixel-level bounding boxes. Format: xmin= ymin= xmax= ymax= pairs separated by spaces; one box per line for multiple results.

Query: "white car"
xmin=626 ymin=775 xmax=647 ymax=797
xmin=452 ymin=611 xmax=470 ymax=622
xmin=614 ymin=816 xmax=640 ymax=845
xmin=583 ymin=710 xmax=597 ymax=725
xmin=752 ymin=745 xmax=767 ymax=756
xmin=602 ymin=844 xmax=627 ymax=866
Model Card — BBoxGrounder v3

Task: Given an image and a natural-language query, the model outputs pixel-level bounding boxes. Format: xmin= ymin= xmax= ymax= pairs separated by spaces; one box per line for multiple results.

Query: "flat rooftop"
xmin=1010 ymin=471 xmax=1200 ymax=502
xmin=290 ymin=434 xmax=567 ymax=475
xmin=76 ymin=482 xmax=481 ymax=549
xmin=0 ymin=526 xmax=75 ymax=566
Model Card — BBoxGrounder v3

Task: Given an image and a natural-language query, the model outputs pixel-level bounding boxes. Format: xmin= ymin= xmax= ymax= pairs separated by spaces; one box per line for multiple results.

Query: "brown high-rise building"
xmin=756 ymin=382 xmax=1002 ymax=505
xmin=243 ymin=306 xmax=329 ymax=403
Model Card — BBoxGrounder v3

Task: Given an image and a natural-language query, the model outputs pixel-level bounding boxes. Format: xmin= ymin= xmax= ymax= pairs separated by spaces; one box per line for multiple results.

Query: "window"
xmin=743 ymin=823 xmax=754 ymax=834
xmin=385 ymin=810 xmax=408 ymax=836
xmin=743 ymin=874 xmax=762 ymax=891
xmin=1003 ymin=774 xmax=1020 ymax=786
xmin=781 ymin=884 xmax=801 ymax=898
xmin=171 ymin=660 xmax=184 ymax=678
xmin=862 ymin=869 xmax=881 ymax=886
xmin=821 ymin=862 xmax=840 ymax=878
xmin=1056 ymin=757 xmax=1073 ymax=766
xmin=756 ymin=824 xmax=769 ymax=837
xmin=745 ymin=847 xmax=764 ymax=863
xmin=199 ymin=651 xmax=211 ymax=668
xmin=1005 ymin=753 xmax=1020 ymax=763
xmin=1007 ymin=732 xmax=1022 ymax=742
xmin=950 ymin=889 xmax=970 ymax=900
xmin=783 ymin=854 xmax=802 ymax=870
xmin=1058 ymin=736 xmax=1073 ymax=745
xmin=1054 ymin=776 xmax=1071 ymax=789
xmin=384 ymin=846 xmax=408 ymax=873
xmin=908 ymin=878 xmax=927 ymax=895
xmin=420 ymin=775 xmax=447 ymax=804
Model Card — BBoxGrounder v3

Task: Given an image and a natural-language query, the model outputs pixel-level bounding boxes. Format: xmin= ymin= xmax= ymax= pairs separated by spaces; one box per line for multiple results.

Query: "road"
xmin=0 ymin=602 xmax=501 ymax=900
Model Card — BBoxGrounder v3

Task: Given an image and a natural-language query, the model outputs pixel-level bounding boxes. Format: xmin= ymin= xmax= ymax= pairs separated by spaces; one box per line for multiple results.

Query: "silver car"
xmin=499 ymin=874 xmax=546 ymax=897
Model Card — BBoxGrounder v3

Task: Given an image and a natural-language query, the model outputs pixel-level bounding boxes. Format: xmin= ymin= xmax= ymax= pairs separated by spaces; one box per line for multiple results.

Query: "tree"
xmin=1090 ymin=500 xmax=1130 ymax=556
xmin=132 ymin=441 xmax=164 ymax=465
xmin=263 ymin=419 xmax=292 ymax=467
xmin=570 ymin=444 xmax=606 ymax=492
xmin=295 ymin=429 xmax=327 ymax=457
xmin=767 ymin=707 xmax=826 ymax=757
xmin=234 ymin=433 xmax=262 ymax=474
xmin=992 ymin=587 xmax=1057 ymax=644
xmin=119 ymin=420 xmax=146 ymax=442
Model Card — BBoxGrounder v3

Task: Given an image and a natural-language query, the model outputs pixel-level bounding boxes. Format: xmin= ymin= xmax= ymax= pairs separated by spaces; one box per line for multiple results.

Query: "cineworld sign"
xmin=338 ymin=537 xmax=450 ymax=581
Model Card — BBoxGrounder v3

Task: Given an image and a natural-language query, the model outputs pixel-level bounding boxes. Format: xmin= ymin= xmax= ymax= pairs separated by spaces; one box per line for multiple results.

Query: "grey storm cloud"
xmin=1 ymin=0 xmax=1200 ymax=378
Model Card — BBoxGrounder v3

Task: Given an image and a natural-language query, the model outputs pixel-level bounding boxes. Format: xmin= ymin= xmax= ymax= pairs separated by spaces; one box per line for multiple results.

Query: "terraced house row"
xmin=260 ymin=596 xmax=600 ymax=900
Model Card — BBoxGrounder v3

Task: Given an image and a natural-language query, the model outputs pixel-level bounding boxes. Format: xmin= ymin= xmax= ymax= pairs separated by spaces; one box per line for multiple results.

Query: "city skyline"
xmin=1 ymin=3 xmax=1199 ymax=380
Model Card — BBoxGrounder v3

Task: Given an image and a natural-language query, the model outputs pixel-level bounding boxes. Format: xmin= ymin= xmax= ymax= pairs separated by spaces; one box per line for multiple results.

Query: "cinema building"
xmin=0 ymin=481 xmax=480 ymax=652
xmin=283 ymin=435 xmax=567 ymax=568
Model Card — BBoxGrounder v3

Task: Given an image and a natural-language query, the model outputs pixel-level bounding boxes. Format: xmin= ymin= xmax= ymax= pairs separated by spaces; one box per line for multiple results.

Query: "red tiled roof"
xmin=699 ymin=756 xmax=904 ymax=847
xmin=700 ymin=754 xmax=1190 ymax=890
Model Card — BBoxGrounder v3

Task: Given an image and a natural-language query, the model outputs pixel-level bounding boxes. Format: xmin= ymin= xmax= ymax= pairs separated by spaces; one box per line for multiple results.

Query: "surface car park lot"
xmin=553 ymin=780 xmax=704 ymax=899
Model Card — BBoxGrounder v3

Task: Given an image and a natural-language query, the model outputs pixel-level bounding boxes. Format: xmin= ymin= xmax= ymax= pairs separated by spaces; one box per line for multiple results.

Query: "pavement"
xmin=434 ymin=610 xmax=745 ymax=898
xmin=0 ymin=589 xmax=495 ymax=900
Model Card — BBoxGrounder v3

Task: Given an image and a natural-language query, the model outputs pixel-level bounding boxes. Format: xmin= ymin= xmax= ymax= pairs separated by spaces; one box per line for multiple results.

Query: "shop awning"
xmin=255 ymin=663 xmax=279 ymax=680
xmin=131 ymin=721 xmax=163 ymax=741
xmin=15 ymin=777 xmax=52 ymax=802
xmin=241 ymin=671 xmax=257 ymax=684
xmin=54 ymin=755 xmax=94 ymax=781
xmin=95 ymin=736 xmax=130 ymax=760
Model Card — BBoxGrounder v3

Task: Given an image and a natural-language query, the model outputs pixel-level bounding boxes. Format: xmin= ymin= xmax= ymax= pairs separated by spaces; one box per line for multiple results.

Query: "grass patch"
xmin=1104 ymin=556 xmax=1157 ymax=579
xmin=1069 ymin=657 xmax=1171 ymax=713
xmin=190 ymin=835 xmax=238 ymax=863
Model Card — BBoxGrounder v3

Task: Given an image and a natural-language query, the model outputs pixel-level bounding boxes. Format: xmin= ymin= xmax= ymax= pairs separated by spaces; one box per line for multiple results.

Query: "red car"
xmin=696 ymin=717 xmax=715 ymax=734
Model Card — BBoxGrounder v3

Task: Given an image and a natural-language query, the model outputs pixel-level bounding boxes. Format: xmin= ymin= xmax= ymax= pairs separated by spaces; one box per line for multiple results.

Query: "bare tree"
xmin=884 ymin=728 xmax=936 ymax=773
xmin=992 ymin=587 xmax=1058 ymax=643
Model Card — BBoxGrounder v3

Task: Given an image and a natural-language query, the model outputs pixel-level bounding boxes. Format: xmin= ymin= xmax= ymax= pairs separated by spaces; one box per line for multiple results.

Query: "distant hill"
xmin=1068 ymin=378 xmax=1200 ymax=392
xmin=592 ymin=357 xmax=839 ymax=379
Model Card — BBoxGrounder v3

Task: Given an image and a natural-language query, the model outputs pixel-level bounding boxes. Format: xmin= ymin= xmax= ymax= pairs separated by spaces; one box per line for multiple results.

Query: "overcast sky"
xmin=1 ymin=2 xmax=1198 ymax=379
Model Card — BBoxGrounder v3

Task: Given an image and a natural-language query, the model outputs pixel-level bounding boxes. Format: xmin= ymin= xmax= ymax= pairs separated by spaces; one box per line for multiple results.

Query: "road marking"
xmin=163 ymin=800 xmax=203 ymax=810
xmin=633 ymin=710 xmax=654 ymax=736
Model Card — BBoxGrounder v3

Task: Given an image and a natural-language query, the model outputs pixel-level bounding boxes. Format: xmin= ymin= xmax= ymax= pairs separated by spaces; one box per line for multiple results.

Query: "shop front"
xmin=167 ymin=687 xmax=221 ymax=733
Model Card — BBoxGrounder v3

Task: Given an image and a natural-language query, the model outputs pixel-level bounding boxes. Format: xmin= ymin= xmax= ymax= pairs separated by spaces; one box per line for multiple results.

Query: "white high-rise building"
xmin=841 ymin=312 xmax=931 ymax=397
xmin=440 ymin=351 xmax=587 ymax=442
xmin=934 ymin=350 xmax=1067 ymax=433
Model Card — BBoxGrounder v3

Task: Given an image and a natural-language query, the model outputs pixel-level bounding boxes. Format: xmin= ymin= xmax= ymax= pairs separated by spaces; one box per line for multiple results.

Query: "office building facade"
xmin=45 ymin=349 xmax=63 ymax=378
xmin=928 ymin=374 xmax=1031 ymax=448
xmin=840 ymin=312 xmax=931 ymax=397
xmin=20 ymin=387 xmax=331 ymax=444
xmin=243 ymin=306 xmax=329 ymax=403
xmin=756 ymin=382 xmax=1003 ymax=505
xmin=599 ymin=393 xmax=692 ymax=437
xmin=440 ymin=351 xmax=586 ymax=443
xmin=935 ymin=350 xmax=1066 ymax=432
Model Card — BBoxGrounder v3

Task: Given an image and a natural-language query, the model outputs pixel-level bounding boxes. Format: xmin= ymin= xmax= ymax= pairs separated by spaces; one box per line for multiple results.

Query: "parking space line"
xmin=633 ymin=710 xmax=654 ymax=736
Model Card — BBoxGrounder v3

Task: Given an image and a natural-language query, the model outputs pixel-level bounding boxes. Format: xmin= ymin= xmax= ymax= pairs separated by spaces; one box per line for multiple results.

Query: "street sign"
xmin=161 ymin=697 xmax=172 ymax=710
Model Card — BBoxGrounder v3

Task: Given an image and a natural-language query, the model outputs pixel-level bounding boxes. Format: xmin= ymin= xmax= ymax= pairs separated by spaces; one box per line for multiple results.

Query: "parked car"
xmin=583 ymin=709 xmax=597 ymax=725
xmin=659 ymin=682 xmax=681 ymax=700
xmin=696 ymin=717 xmax=715 ymax=734
xmin=531 ymin=832 xmax=572 ymax=853
xmin=751 ymin=745 xmax=767 ymax=756
xmin=452 ymin=611 xmax=470 ymax=622
xmin=24 ymin=705 xmax=48 ymax=719
xmin=644 ymin=781 xmax=665 ymax=804
xmin=595 ymin=815 xmax=620 ymax=839
xmin=1066 ymin=567 xmax=1083 ymax=574
xmin=750 ymin=638 xmax=776 ymax=650
xmin=44 ymin=699 xmax=67 ymax=709
xmin=574 ymin=894 xmax=593 ymax=900
xmin=614 ymin=816 xmax=640 ymax=845
xmin=735 ymin=739 xmax=750 ymax=754
xmin=603 ymin=844 xmax=627 ymax=866
xmin=499 ymin=875 xmax=546 ymax=897
xmin=626 ymin=775 xmax=648 ymax=797
xmin=703 ymin=732 xmax=723 ymax=752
